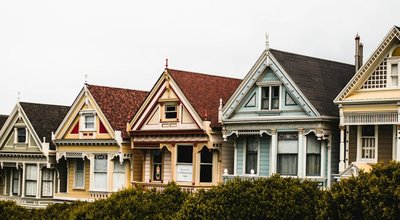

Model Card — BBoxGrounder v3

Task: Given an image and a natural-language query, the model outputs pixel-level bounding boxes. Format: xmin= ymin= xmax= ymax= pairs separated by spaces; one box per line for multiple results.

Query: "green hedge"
xmin=2 ymin=162 xmax=400 ymax=219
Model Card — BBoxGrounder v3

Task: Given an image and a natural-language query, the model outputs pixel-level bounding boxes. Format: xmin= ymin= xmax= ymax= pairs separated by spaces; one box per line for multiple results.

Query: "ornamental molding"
xmin=133 ymin=134 xmax=209 ymax=143
xmin=224 ymin=122 xmax=333 ymax=131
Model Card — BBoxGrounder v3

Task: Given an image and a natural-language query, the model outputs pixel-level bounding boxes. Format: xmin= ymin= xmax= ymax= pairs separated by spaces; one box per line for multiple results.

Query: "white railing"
xmin=89 ymin=191 xmax=112 ymax=199
xmin=131 ymin=182 xmax=211 ymax=194
xmin=0 ymin=195 xmax=54 ymax=208
xmin=344 ymin=112 xmax=397 ymax=125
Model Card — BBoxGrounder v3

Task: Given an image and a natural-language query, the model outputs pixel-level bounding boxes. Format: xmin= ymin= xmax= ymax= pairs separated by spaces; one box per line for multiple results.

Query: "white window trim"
xmin=386 ymin=58 xmax=400 ymax=88
xmin=151 ymin=151 xmax=163 ymax=182
xmin=276 ymin=132 xmax=299 ymax=177
xmin=357 ymin=125 xmax=378 ymax=163
xmin=258 ymin=84 xmax=282 ymax=111
xmin=242 ymin=137 xmax=260 ymax=175
xmin=93 ymin=154 xmax=108 ymax=191
xmin=79 ymin=111 xmax=97 ymax=132
xmin=175 ymin=144 xmax=194 ymax=182
xmin=198 ymin=148 xmax=214 ymax=184
xmin=14 ymin=127 xmax=28 ymax=144
xmin=73 ymin=159 xmax=85 ymax=189
xmin=161 ymin=102 xmax=180 ymax=122
xmin=304 ymin=135 xmax=324 ymax=178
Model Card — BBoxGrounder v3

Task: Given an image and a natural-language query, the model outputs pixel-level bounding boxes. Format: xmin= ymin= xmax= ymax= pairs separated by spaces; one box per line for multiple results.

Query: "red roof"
xmin=168 ymin=69 xmax=241 ymax=127
xmin=87 ymin=84 xmax=148 ymax=138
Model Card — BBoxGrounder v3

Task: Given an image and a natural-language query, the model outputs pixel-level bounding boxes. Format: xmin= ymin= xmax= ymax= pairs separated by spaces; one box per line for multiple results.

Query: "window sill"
xmin=73 ymin=187 xmax=85 ymax=190
xmin=160 ymin=119 xmax=179 ymax=123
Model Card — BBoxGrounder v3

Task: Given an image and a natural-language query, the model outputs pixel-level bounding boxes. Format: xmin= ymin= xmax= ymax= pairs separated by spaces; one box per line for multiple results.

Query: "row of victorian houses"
xmin=0 ymin=26 xmax=399 ymax=208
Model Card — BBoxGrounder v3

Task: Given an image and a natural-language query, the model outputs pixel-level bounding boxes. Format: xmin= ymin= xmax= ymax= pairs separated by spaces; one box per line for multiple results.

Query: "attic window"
xmin=17 ymin=128 xmax=26 ymax=143
xmin=387 ymin=46 xmax=400 ymax=88
xmin=84 ymin=115 xmax=95 ymax=129
xmin=80 ymin=111 xmax=96 ymax=132
xmin=261 ymin=86 xmax=280 ymax=110
xmin=165 ymin=104 xmax=177 ymax=119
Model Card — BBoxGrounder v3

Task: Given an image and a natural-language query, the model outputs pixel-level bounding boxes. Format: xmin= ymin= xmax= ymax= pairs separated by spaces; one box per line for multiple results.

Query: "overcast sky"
xmin=0 ymin=0 xmax=399 ymax=114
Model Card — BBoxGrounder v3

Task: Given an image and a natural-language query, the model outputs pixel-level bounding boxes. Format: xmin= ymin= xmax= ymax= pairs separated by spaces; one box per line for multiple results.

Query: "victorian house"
xmin=0 ymin=102 xmax=69 ymax=208
xmin=221 ymin=46 xmax=355 ymax=187
xmin=335 ymin=26 xmax=400 ymax=177
xmin=129 ymin=68 xmax=241 ymax=191
xmin=53 ymin=84 xmax=147 ymax=201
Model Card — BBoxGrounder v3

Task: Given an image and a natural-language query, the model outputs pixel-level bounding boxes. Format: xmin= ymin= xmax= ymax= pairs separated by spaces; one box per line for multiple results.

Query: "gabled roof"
xmin=168 ymin=69 xmax=242 ymax=126
xmin=20 ymin=102 xmax=69 ymax=147
xmin=87 ymin=84 xmax=148 ymax=138
xmin=270 ymin=49 xmax=355 ymax=116
xmin=335 ymin=26 xmax=400 ymax=102
xmin=0 ymin=115 xmax=8 ymax=129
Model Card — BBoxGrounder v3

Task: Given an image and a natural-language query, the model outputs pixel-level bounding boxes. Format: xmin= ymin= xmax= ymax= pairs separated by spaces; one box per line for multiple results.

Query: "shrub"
xmin=0 ymin=200 xmax=31 ymax=220
xmin=176 ymin=175 xmax=323 ymax=220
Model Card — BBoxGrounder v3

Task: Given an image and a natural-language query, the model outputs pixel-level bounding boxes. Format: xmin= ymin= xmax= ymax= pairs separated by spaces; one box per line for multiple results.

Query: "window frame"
xmin=163 ymin=103 xmax=179 ymax=121
xmin=244 ymin=137 xmax=259 ymax=175
xmin=16 ymin=127 xmax=27 ymax=144
xmin=41 ymin=168 xmax=53 ymax=197
xmin=74 ymin=159 xmax=85 ymax=189
xmin=305 ymin=134 xmax=322 ymax=177
xmin=277 ymin=132 xmax=298 ymax=176
xmin=387 ymin=46 xmax=400 ymax=88
xmin=25 ymin=164 xmax=37 ymax=197
xmin=93 ymin=154 xmax=108 ymax=190
xmin=152 ymin=150 xmax=163 ymax=182
xmin=260 ymin=85 xmax=281 ymax=111
xmin=12 ymin=169 xmax=20 ymax=195
xmin=357 ymin=125 xmax=378 ymax=163
xmin=79 ymin=111 xmax=97 ymax=132
xmin=176 ymin=145 xmax=193 ymax=182
xmin=113 ymin=159 xmax=126 ymax=191
xmin=199 ymin=148 xmax=213 ymax=183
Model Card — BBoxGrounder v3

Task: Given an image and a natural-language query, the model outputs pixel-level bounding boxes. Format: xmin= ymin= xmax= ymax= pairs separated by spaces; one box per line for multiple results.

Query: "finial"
xmin=355 ymin=33 xmax=360 ymax=40
xmin=17 ymin=91 xmax=21 ymax=101
xmin=84 ymin=74 xmax=88 ymax=84
xmin=265 ymin=32 xmax=269 ymax=50
xmin=165 ymin=59 xmax=168 ymax=68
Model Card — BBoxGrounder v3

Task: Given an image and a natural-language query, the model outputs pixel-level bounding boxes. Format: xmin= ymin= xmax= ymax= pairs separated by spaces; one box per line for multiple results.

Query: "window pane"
xmin=75 ymin=160 xmax=84 ymax=188
xmin=113 ymin=160 xmax=126 ymax=190
xmin=271 ymin=86 xmax=279 ymax=109
xmin=85 ymin=115 xmax=95 ymax=129
xmin=261 ymin=87 xmax=269 ymax=109
xmin=12 ymin=169 xmax=19 ymax=194
xmin=94 ymin=173 xmax=107 ymax=189
xmin=114 ymin=160 xmax=125 ymax=172
xmin=200 ymin=165 xmax=212 ymax=182
xmin=165 ymin=104 xmax=177 ymax=119
xmin=17 ymin=128 xmax=26 ymax=143
xmin=26 ymin=181 xmax=37 ymax=196
xmin=277 ymin=154 xmax=297 ymax=175
xmin=306 ymin=154 xmax=321 ymax=176
xmin=245 ymin=138 xmax=258 ymax=174
xmin=362 ymin=125 xmax=374 ymax=136
xmin=95 ymin=155 xmax=108 ymax=172
xmin=177 ymin=146 xmax=193 ymax=163
xmin=26 ymin=165 xmax=37 ymax=180
xmin=200 ymin=149 xmax=213 ymax=164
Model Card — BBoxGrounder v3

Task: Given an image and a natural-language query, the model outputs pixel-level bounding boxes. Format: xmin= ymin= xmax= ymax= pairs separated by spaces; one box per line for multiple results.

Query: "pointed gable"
xmin=87 ymin=84 xmax=148 ymax=138
xmin=169 ymin=69 xmax=242 ymax=126
xmin=270 ymin=49 xmax=355 ymax=116
xmin=336 ymin=26 xmax=400 ymax=102
xmin=20 ymin=102 xmax=69 ymax=147
xmin=0 ymin=115 xmax=8 ymax=129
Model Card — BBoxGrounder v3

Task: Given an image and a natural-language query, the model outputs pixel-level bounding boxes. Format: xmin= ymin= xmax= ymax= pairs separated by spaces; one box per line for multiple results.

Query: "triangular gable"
xmin=54 ymin=86 xmax=116 ymax=141
xmin=0 ymin=103 xmax=43 ymax=153
xmin=130 ymin=69 xmax=204 ymax=131
xmin=222 ymin=50 xmax=319 ymax=121
xmin=335 ymin=26 xmax=400 ymax=102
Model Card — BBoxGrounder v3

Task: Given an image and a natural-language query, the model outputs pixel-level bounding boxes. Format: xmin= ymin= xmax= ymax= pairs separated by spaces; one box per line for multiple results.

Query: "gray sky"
xmin=0 ymin=0 xmax=399 ymax=114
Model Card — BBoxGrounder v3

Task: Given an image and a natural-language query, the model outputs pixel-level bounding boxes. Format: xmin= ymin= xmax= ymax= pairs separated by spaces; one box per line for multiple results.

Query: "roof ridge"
xmin=87 ymin=84 xmax=148 ymax=93
xmin=19 ymin=102 xmax=69 ymax=108
xmin=167 ymin=68 xmax=241 ymax=81
xmin=270 ymin=48 xmax=355 ymax=67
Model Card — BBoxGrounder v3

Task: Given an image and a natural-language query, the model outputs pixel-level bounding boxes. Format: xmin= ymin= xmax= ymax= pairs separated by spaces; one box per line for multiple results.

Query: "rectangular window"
xmin=361 ymin=125 xmax=376 ymax=159
xmin=152 ymin=151 xmax=163 ymax=181
xmin=84 ymin=115 xmax=95 ymax=129
xmin=25 ymin=165 xmax=37 ymax=197
xmin=165 ymin=104 xmax=177 ymax=119
xmin=306 ymin=134 xmax=321 ymax=176
xmin=261 ymin=86 xmax=280 ymax=110
xmin=94 ymin=155 xmax=108 ymax=190
xmin=391 ymin=64 xmax=398 ymax=87
xmin=245 ymin=138 xmax=258 ymax=174
xmin=74 ymin=159 xmax=84 ymax=188
xmin=17 ymin=128 xmax=26 ymax=143
xmin=176 ymin=146 xmax=193 ymax=182
xmin=277 ymin=133 xmax=298 ymax=176
xmin=200 ymin=149 xmax=213 ymax=182
xmin=113 ymin=160 xmax=126 ymax=190
xmin=42 ymin=169 xmax=53 ymax=197
xmin=12 ymin=169 xmax=19 ymax=195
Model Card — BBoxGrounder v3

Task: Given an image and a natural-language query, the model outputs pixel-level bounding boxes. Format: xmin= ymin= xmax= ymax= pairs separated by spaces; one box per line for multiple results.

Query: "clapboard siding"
xmin=378 ymin=125 xmax=393 ymax=163
xmin=348 ymin=126 xmax=357 ymax=163
xmin=259 ymin=135 xmax=270 ymax=176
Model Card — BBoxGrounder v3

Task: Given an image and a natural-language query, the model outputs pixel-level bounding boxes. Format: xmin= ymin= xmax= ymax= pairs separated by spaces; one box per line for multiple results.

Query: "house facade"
xmin=53 ymin=84 xmax=147 ymax=201
xmin=221 ymin=47 xmax=355 ymax=187
xmin=0 ymin=102 xmax=68 ymax=208
xmin=129 ymin=68 xmax=241 ymax=191
xmin=335 ymin=26 xmax=400 ymax=177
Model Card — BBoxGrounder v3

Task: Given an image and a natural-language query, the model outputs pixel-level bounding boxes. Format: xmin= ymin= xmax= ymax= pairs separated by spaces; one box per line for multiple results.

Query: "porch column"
xmin=327 ymin=135 xmax=332 ymax=187
xmin=4 ymin=169 xmax=8 ymax=195
xmin=9 ymin=169 xmax=13 ymax=196
xmin=108 ymin=154 xmax=113 ymax=191
xmin=297 ymin=128 xmax=305 ymax=178
xmin=21 ymin=163 xmax=25 ymax=198
xmin=339 ymin=126 xmax=345 ymax=172
xmin=270 ymin=129 xmax=278 ymax=174
xmin=397 ymin=125 xmax=400 ymax=161
xmin=36 ymin=164 xmax=42 ymax=198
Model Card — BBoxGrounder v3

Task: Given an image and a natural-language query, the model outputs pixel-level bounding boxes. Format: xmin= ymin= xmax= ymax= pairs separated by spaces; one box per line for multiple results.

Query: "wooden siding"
xmin=132 ymin=150 xmax=143 ymax=182
xmin=259 ymin=135 xmax=270 ymax=176
xmin=378 ymin=125 xmax=393 ymax=163
xmin=163 ymin=151 xmax=172 ymax=182
xmin=67 ymin=159 xmax=90 ymax=198
xmin=236 ymin=138 xmax=244 ymax=174
xmin=144 ymin=151 xmax=151 ymax=182
xmin=221 ymin=141 xmax=234 ymax=176
xmin=348 ymin=126 xmax=357 ymax=163
xmin=331 ymin=130 xmax=340 ymax=175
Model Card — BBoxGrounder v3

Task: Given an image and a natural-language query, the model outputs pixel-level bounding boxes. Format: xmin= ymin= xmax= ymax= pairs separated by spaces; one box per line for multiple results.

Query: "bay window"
xmin=74 ymin=159 xmax=84 ymax=189
xmin=200 ymin=148 xmax=213 ymax=182
xmin=277 ymin=133 xmax=298 ymax=176
xmin=113 ymin=160 xmax=126 ymax=190
xmin=245 ymin=138 xmax=258 ymax=174
xmin=176 ymin=146 xmax=193 ymax=182
xmin=25 ymin=165 xmax=37 ymax=196
xmin=42 ymin=168 xmax=53 ymax=197
xmin=306 ymin=134 xmax=321 ymax=176
xmin=12 ymin=169 xmax=19 ymax=195
xmin=152 ymin=150 xmax=163 ymax=181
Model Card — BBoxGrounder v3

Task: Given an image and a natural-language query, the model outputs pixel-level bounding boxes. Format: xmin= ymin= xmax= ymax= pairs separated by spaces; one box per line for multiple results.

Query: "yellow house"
xmin=335 ymin=26 xmax=400 ymax=177
xmin=0 ymin=102 xmax=69 ymax=208
xmin=129 ymin=68 xmax=241 ymax=191
xmin=53 ymin=84 xmax=147 ymax=201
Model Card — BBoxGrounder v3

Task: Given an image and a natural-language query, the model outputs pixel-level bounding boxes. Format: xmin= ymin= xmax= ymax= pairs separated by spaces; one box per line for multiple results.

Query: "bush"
xmin=176 ymin=175 xmax=323 ymax=220
xmin=0 ymin=200 xmax=31 ymax=220
xmin=324 ymin=161 xmax=400 ymax=219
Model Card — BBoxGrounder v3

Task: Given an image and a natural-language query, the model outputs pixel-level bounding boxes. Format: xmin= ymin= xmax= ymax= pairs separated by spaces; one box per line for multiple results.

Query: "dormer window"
xmin=79 ymin=111 xmax=96 ymax=132
xmin=261 ymin=86 xmax=280 ymax=110
xmin=165 ymin=104 xmax=177 ymax=119
xmin=17 ymin=128 xmax=26 ymax=143
xmin=84 ymin=115 xmax=95 ymax=129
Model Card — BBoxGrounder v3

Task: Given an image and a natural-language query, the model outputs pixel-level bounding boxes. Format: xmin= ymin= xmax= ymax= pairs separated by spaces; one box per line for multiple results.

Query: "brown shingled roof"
xmin=20 ymin=102 xmax=70 ymax=149
xmin=87 ymin=84 xmax=148 ymax=138
xmin=168 ymin=69 xmax=242 ymax=127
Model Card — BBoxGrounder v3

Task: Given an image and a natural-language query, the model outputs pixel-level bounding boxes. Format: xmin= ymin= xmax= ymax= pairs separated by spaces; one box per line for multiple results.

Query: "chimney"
xmin=354 ymin=34 xmax=363 ymax=71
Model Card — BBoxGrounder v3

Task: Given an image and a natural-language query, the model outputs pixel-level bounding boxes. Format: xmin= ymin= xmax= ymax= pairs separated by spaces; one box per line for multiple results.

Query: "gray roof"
xmin=0 ymin=115 xmax=8 ymax=129
xmin=20 ymin=102 xmax=69 ymax=148
xmin=270 ymin=49 xmax=355 ymax=116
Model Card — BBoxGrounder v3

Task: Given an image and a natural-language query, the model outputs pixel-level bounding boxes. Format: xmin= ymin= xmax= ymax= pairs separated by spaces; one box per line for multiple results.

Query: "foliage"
xmin=0 ymin=200 xmax=31 ymax=220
